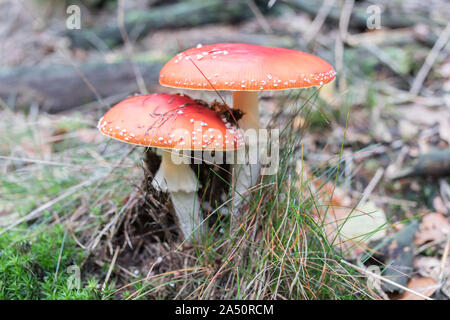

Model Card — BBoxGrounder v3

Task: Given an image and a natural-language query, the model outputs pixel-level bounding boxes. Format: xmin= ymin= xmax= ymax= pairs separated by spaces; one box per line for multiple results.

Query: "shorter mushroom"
xmin=98 ymin=93 xmax=243 ymax=240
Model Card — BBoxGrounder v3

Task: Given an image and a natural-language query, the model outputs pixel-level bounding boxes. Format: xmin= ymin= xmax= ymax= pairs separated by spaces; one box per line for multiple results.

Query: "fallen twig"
xmin=341 ymin=259 xmax=434 ymax=300
xmin=410 ymin=22 xmax=450 ymax=96
xmin=102 ymin=246 xmax=120 ymax=290
xmin=0 ymin=177 xmax=101 ymax=236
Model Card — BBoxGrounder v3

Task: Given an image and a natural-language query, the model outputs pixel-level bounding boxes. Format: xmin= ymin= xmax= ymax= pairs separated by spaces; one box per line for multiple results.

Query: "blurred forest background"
xmin=0 ymin=0 xmax=449 ymax=300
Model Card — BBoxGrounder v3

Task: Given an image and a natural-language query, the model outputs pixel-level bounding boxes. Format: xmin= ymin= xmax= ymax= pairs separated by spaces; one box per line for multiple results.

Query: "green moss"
xmin=0 ymin=225 xmax=113 ymax=300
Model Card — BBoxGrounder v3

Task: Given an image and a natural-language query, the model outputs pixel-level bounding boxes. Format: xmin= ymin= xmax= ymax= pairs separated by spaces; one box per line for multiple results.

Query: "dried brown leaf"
xmin=414 ymin=212 xmax=450 ymax=246
xmin=397 ymin=277 xmax=438 ymax=300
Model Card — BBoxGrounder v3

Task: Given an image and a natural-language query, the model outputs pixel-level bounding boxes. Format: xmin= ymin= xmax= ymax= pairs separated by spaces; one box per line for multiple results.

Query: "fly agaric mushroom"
xmin=159 ymin=43 xmax=336 ymax=211
xmin=98 ymin=93 xmax=243 ymax=239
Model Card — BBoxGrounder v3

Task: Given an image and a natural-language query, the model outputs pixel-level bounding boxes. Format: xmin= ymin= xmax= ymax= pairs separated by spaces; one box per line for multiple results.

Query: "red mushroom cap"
xmin=98 ymin=94 xmax=243 ymax=150
xmin=159 ymin=43 xmax=336 ymax=91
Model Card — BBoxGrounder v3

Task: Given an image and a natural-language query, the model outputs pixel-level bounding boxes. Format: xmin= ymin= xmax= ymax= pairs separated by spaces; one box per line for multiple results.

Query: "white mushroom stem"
xmin=231 ymin=91 xmax=262 ymax=212
xmin=233 ymin=91 xmax=260 ymax=131
xmin=152 ymin=150 xmax=202 ymax=240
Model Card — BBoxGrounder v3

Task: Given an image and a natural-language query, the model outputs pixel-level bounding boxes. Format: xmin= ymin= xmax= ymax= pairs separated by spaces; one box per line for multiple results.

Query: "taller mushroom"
xmin=159 ymin=43 xmax=336 ymax=210
xmin=98 ymin=93 xmax=243 ymax=239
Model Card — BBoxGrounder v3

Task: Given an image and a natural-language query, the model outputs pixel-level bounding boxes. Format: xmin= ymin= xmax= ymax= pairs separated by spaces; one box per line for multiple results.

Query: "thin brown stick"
xmin=410 ymin=22 xmax=450 ymax=96
xmin=102 ymin=246 xmax=120 ymax=290
xmin=439 ymin=236 xmax=450 ymax=284
xmin=117 ymin=0 xmax=148 ymax=94
xmin=305 ymin=0 xmax=335 ymax=43
xmin=341 ymin=259 xmax=434 ymax=300
xmin=247 ymin=0 xmax=273 ymax=34
xmin=0 ymin=178 xmax=100 ymax=236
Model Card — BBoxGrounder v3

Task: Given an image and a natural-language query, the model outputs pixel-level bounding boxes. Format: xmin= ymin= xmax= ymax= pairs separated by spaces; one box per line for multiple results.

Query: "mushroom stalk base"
xmin=231 ymin=91 xmax=262 ymax=213
xmin=152 ymin=150 xmax=202 ymax=240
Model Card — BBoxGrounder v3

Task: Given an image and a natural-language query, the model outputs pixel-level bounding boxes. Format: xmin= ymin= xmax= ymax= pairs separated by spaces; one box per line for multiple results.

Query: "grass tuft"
xmin=0 ymin=91 xmax=375 ymax=299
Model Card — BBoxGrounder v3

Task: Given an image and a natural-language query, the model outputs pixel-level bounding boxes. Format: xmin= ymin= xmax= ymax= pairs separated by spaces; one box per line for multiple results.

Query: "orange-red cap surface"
xmin=159 ymin=43 xmax=336 ymax=91
xmin=98 ymin=94 xmax=243 ymax=150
